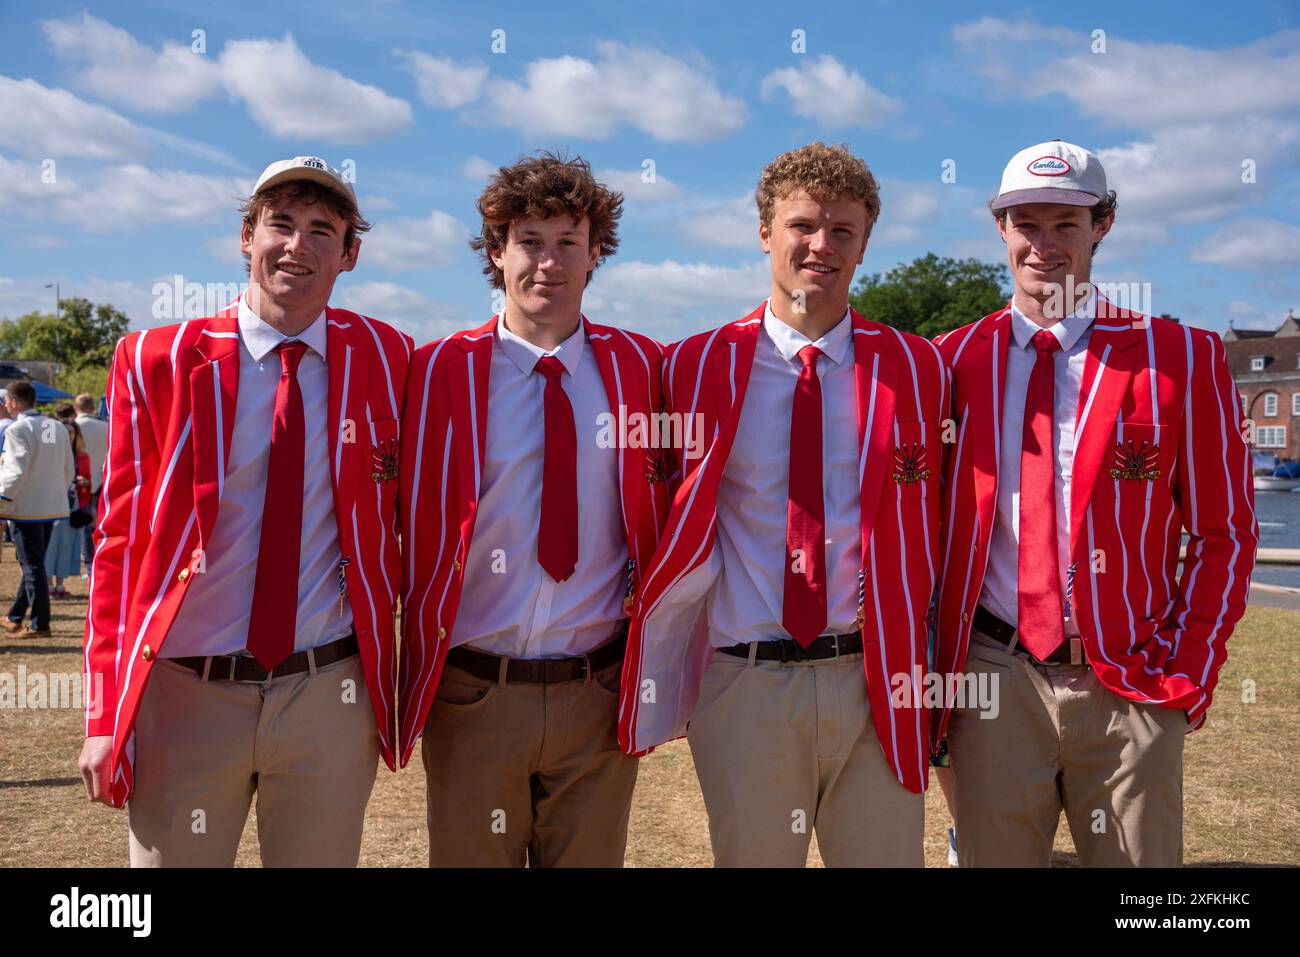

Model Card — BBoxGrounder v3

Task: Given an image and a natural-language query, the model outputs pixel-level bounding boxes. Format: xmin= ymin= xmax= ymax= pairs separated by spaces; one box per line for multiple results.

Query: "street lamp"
xmin=43 ymin=282 xmax=60 ymax=321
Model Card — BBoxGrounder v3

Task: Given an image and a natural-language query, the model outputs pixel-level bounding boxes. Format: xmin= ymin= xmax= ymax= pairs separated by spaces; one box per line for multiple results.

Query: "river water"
xmin=1252 ymin=489 xmax=1300 ymax=590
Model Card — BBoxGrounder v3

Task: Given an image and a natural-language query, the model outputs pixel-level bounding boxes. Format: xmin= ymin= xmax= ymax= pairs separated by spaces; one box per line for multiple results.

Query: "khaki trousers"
xmin=421 ymin=657 xmax=638 ymax=867
xmin=948 ymin=630 xmax=1186 ymax=867
xmin=686 ymin=649 xmax=924 ymax=867
xmin=128 ymin=654 xmax=380 ymax=867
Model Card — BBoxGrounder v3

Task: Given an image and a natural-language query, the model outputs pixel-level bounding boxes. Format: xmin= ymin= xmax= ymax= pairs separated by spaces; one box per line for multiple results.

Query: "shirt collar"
xmin=762 ymin=300 xmax=853 ymax=366
xmin=496 ymin=315 xmax=586 ymax=378
xmin=238 ymin=297 xmax=327 ymax=363
xmin=1009 ymin=292 xmax=1096 ymax=353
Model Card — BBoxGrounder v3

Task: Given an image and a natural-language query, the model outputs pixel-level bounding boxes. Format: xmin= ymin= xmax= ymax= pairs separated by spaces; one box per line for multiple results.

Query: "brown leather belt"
xmin=170 ymin=632 xmax=359 ymax=682
xmin=719 ymin=631 xmax=863 ymax=663
xmin=446 ymin=623 xmax=628 ymax=684
xmin=973 ymin=606 xmax=1087 ymax=667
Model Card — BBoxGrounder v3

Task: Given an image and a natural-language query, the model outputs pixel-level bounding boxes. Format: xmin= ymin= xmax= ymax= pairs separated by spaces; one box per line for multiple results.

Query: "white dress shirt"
xmin=75 ymin=414 xmax=108 ymax=495
xmin=453 ymin=317 xmax=627 ymax=659
xmin=163 ymin=299 xmax=353 ymax=658
xmin=979 ymin=294 xmax=1096 ymax=636
xmin=708 ymin=302 xmax=862 ymax=647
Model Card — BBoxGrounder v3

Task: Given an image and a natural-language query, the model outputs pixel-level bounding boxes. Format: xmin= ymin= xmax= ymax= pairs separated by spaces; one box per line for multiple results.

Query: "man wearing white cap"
xmin=931 ymin=141 xmax=1256 ymax=866
xmin=79 ymin=157 xmax=413 ymax=866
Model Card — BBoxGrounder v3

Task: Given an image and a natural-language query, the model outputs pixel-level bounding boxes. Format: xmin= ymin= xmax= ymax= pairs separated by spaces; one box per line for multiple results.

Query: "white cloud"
xmin=363 ymin=210 xmax=469 ymax=272
xmin=1226 ymin=300 xmax=1265 ymax=319
xmin=953 ymin=20 xmax=1300 ymax=128
xmin=1190 ymin=220 xmax=1300 ymax=270
xmin=219 ymin=35 xmax=412 ymax=142
xmin=0 ymin=77 xmax=148 ymax=160
xmin=332 ymin=280 xmax=466 ymax=341
xmin=42 ymin=13 xmax=222 ymax=113
xmin=206 ymin=234 xmax=245 ymax=266
xmin=398 ymin=51 xmax=488 ymax=108
xmin=485 ymin=42 xmax=746 ymax=142
xmin=760 ymin=55 xmax=902 ymax=128
xmin=0 ymin=155 xmax=248 ymax=232
xmin=462 ymin=155 xmax=497 ymax=181
xmin=680 ymin=194 xmax=758 ymax=249
xmin=360 ymin=195 xmax=397 ymax=211
xmin=596 ymin=166 xmax=683 ymax=203
xmin=584 ymin=259 xmax=769 ymax=338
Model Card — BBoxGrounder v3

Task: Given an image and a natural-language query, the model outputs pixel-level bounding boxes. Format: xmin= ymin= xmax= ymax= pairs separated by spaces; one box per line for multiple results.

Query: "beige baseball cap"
xmin=991 ymin=140 xmax=1107 ymax=209
xmin=252 ymin=155 xmax=357 ymax=207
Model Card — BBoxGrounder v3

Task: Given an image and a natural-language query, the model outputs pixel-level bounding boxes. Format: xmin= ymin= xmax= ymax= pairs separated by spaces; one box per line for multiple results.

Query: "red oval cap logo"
xmin=1027 ymin=156 xmax=1072 ymax=176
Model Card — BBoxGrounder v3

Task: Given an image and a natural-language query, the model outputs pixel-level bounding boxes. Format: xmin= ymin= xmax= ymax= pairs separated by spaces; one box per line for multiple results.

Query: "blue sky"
xmin=1 ymin=0 xmax=1298 ymax=344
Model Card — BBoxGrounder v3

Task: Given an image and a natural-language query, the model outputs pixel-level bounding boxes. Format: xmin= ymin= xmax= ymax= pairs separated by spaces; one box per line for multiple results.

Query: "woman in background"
xmin=46 ymin=415 xmax=90 ymax=599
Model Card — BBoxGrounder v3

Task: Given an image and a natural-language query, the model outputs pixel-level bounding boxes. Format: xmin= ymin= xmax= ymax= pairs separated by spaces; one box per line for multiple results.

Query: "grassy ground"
xmin=1 ymin=545 xmax=1296 ymax=867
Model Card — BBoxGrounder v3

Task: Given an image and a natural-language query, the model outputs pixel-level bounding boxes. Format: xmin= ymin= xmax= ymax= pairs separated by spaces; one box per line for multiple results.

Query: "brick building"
xmin=1224 ymin=311 xmax=1300 ymax=461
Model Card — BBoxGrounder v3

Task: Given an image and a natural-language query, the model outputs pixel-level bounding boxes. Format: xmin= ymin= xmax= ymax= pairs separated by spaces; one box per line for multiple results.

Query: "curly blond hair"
xmin=470 ymin=151 xmax=623 ymax=290
xmin=756 ymin=142 xmax=881 ymax=236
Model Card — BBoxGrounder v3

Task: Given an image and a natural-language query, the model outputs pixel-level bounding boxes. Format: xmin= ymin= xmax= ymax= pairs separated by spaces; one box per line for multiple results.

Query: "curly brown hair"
xmin=756 ymin=141 xmax=881 ymax=237
xmin=239 ymin=180 xmax=371 ymax=270
xmin=470 ymin=152 xmax=623 ymax=289
xmin=990 ymin=191 xmax=1118 ymax=255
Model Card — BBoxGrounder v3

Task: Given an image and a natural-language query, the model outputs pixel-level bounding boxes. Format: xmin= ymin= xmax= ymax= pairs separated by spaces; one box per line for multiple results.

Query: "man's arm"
xmin=80 ymin=335 xmax=159 ymax=802
xmin=1165 ymin=329 xmax=1258 ymax=730
xmin=0 ymin=421 xmax=32 ymax=510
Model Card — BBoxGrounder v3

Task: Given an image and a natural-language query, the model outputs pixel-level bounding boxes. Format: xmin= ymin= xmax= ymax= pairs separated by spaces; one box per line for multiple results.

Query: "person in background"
xmin=74 ymin=393 xmax=107 ymax=574
xmin=0 ymin=387 xmax=12 ymax=555
xmin=0 ymin=381 xmax=75 ymax=636
xmin=46 ymin=417 xmax=91 ymax=599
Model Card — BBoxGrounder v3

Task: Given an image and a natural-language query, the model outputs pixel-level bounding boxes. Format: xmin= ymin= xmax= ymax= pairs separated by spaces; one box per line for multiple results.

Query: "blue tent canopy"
xmin=34 ymin=381 xmax=74 ymax=403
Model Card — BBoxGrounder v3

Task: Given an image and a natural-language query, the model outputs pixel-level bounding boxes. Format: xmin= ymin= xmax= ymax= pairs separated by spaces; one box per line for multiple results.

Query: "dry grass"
xmin=1 ymin=544 xmax=1295 ymax=867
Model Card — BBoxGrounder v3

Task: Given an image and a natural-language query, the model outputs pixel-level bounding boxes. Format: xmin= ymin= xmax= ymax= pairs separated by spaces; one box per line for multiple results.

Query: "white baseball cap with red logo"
xmin=991 ymin=140 xmax=1108 ymax=209
xmin=252 ymin=155 xmax=358 ymax=207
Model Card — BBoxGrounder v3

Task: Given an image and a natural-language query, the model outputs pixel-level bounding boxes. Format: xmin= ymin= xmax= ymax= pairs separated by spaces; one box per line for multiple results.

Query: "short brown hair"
xmin=239 ymin=180 xmax=371 ymax=269
xmin=756 ymin=142 xmax=882 ymax=237
xmin=7 ymin=381 xmax=35 ymax=407
xmin=470 ymin=152 xmax=623 ymax=290
xmin=990 ymin=191 xmax=1118 ymax=255
xmin=74 ymin=393 xmax=96 ymax=413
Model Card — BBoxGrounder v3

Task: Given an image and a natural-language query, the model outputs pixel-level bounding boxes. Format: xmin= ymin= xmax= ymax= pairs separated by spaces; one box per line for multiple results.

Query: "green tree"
xmin=0 ymin=297 xmax=129 ymax=372
xmin=850 ymin=253 xmax=1010 ymax=339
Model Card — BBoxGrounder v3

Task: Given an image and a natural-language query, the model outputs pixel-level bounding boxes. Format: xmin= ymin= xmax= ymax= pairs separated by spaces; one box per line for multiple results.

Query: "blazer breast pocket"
xmin=1108 ymin=421 xmax=1165 ymax=487
xmin=368 ymin=418 xmax=400 ymax=502
xmin=891 ymin=420 xmax=935 ymax=498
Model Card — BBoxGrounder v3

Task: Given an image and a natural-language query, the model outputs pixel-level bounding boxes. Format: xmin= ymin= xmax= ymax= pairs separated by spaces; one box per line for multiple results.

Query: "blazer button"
xmin=452 ymin=560 xmax=461 ymax=572
xmin=142 ymin=645 xmax=154 ymax=661
xmin=962 ymin=612 xmax=969 ymax=624
xmin=437 ymin=627 xmax=447 ymax=639
xmin=178 ymin=568 xmax=190 ymax=582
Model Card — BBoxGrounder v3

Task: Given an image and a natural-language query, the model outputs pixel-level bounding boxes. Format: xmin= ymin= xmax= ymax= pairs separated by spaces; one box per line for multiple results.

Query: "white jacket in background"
xmin=0 ymin=411 xmax=76 ymax=520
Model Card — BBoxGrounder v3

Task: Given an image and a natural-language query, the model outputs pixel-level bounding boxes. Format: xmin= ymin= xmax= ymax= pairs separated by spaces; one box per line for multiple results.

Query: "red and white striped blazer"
xmin=397 ymin=315 xmax=670 ymax=767
xmin=84 ymin=302 xmax=413 ymax=808
xmin=619 ymin=303 xmax=948 ymax=795
xmin=932 ymin=303 xmax=1258 ymax=748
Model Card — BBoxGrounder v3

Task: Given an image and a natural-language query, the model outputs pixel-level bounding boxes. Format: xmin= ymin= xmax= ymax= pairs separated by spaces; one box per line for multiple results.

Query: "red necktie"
xmin=246 ymin=341 xmax=308 ymax=671
xmin=1017 ymin=330 xmax=1064 ymax=660
xmin=782 ymin=345 xmax=827 ymax=647
xmin=536 ymin=356 xmax=578 ymax=582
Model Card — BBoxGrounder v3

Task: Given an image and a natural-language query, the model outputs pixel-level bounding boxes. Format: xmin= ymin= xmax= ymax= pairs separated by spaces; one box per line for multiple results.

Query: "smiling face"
xmin=997 ymin=202 xmax=1112 ymax=312
xmin=491 ymin=214 xmax=599 ymax=332
xmin=760 ymin=188 xmax=868 ymax=323
xmin=240 ymin=192 xmax=359 ymax=327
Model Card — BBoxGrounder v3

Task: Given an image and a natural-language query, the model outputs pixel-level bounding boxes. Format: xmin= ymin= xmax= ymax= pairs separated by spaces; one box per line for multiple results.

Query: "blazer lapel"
xmin=586 ymin=319 xmax=642 ymax=559
xmin=190 ymin=312 xmax=240 ymax=550
xmin=1069 ymin=306 xmax=1143 ymax=553
xmin=447 ymin=317 xmax=497 ymax=543
xmin=963 ymin=308 xmax=1010 ymax=550
xmin=851 ymin=311 xmax=899 ymax=558
xmin=710 ymin=305 xmax=764 ymax=446
xmin=326 ymin=308 xmax=368 ymax=523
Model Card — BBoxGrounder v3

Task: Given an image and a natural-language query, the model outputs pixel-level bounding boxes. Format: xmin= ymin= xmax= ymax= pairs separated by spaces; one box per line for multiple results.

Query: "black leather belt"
xmin=973 ymin=606 xmax=1086 ymax=667
xmin=719 ymin=631 xmax=863 ymax=663
xmin=446 ymin=623 xmax=628 ymax=684
xmin=170 ymin=632 xmax=359 ymax=682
